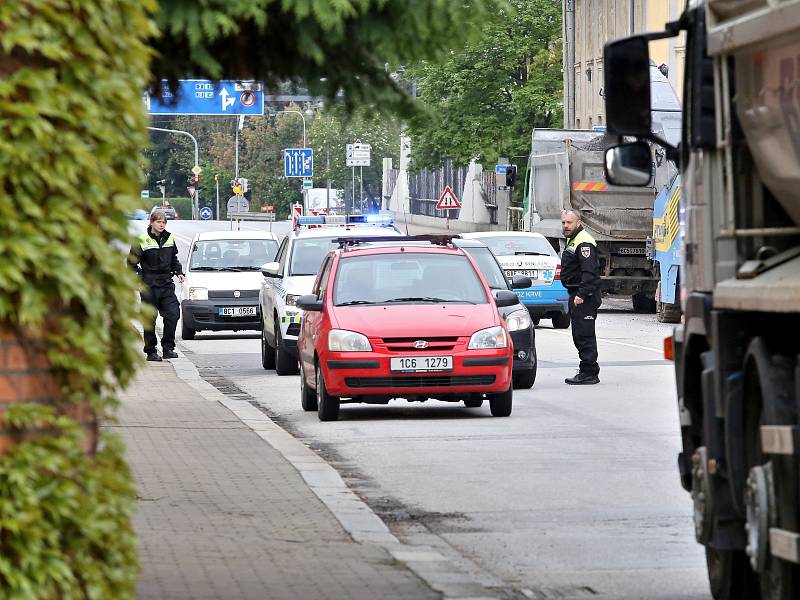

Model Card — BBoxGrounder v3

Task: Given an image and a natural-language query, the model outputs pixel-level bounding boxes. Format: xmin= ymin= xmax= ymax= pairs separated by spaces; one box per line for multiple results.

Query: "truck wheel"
xmin=275 ymin=320 xmax=298 ymax=375
xmin=657 ymin=301 xmax=682 ymax=323
xmin=551 ymin=313 xmax=571 ymax=329
xmin=260 ymin=323 xmax=275 ymax=370
xmin=181 ymin=323 xmax=196 ymax=340
xmin=316 ymin=363 xmax=340 ymax=421
xmin=300 ymin=362 xmax=317 ymax=411
xmin=489 ymin=386 xmax=512 ymax=417
xmin=632 ymin=292 xmax=657 ymax=313
xmin=705 ymin=546 xmax=759 ymax=600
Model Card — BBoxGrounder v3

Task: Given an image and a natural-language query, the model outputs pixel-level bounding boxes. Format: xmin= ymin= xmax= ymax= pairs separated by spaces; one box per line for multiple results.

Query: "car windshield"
xmin=333 ymin=253 xmax=488 ymax=305
xmin=471 ymin=236 xmax=555 ymax=257
xmin=459 ymin=247 xmax=509 ymax=290
xmin=190 ymin=239 xmax=278 ymax=270
xmin=289 ymin=232 xmax=400 ymax=275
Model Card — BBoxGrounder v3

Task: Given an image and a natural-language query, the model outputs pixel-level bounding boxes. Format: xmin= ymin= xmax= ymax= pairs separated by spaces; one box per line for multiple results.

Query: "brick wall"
xmin=0 ymin=327 xmax=97 ymax=455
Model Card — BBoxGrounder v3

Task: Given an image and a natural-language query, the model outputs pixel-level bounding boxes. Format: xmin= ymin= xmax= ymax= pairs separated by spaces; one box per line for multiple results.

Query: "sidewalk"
xmin=112 ymin=359 xmax=440 ymax=600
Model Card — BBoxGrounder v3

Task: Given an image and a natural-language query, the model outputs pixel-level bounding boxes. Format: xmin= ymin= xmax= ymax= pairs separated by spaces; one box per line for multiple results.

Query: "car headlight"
xmin=468 ymin=326 xmax=508 ymax=349
xmin=328 ymin=329 xmax=372 ymax=352
xmin=285 ymin=294 xmax=301 ymax=307
xmin=188 ymin=287 xmax=208 ymax=301
xmin=505 ymin=309 xmax=532 ymax=332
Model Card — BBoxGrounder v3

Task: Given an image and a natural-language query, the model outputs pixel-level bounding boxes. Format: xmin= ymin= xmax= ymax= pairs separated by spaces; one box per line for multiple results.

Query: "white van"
xmin=180 ymin=230 xmax=279 ymax=339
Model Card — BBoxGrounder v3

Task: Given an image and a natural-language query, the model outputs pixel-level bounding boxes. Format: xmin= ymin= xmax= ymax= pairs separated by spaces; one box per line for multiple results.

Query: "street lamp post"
xmin=148 ymin=126 xmax=200 ymax=219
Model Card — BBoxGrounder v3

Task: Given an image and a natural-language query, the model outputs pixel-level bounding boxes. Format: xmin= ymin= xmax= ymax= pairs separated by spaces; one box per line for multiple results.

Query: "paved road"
xmin=131 ymin=218 xmax=713 ymax=599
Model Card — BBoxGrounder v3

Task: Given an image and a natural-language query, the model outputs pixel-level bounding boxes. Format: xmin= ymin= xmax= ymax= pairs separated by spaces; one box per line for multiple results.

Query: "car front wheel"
xmin=316 ymin=363 xmax=340 ymax=421
xmin=275 ymin=320 xmax=298 ymax=375
xmin=181 ymin=320 xmax=196 ymax=340
xmin=261 ymin=321 xmax=275 ymax=370
xmin=489 ymin=386 xmax=512 ymax=417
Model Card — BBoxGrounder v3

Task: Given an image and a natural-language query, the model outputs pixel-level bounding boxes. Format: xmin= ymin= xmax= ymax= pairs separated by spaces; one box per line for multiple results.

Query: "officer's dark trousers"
xmin=142 ymin=282 xmax=179 ymax=354
xmin=569 ymin=293 xmax=601 ymax=376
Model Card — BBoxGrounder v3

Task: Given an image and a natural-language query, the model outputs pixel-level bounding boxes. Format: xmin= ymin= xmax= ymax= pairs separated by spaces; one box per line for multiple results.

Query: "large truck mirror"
xmin=603 ymin=36 xmax=652 ymax=136
xmin=604 ymin=142 xmax=652 ymax=187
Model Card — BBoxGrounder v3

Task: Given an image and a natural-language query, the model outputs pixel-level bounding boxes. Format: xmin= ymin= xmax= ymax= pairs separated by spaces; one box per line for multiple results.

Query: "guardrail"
xmin=226 ymin=212 xmax=280 ymax=221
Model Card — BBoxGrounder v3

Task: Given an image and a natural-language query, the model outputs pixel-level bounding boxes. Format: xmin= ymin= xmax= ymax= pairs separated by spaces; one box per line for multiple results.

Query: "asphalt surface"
xmin=130 ymin=218 xmax=713 ymax=600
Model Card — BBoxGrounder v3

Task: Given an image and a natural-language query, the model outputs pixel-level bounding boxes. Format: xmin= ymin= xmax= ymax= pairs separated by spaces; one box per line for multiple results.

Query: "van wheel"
xmin=316 ymin=364 xmax=340 ymax=421
xmin=300 ymin=363 xmax=317 ymax=411
xmin=513 ymin=368 xmax=536 ymax=389
xmin=489 ymin=386 xmax=512 ymax=417
xmin=261 ymin=322 xmax=275 ymax=370
xmin=552 ymin=313 xmax=571 ymax=329
xmin=275 ymin=320 xmax=298 ymax=375
xmin=181 ymin=323 xmax=196 ymax=340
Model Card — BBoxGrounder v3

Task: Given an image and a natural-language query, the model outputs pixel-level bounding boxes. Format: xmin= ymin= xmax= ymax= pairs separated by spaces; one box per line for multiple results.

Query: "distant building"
xmin=563 ymin=0 xmax=685 ymax=129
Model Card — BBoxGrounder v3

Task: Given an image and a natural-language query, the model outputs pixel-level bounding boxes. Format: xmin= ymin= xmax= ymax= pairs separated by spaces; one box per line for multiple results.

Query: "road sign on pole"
xmin=284 ymin=148 xmax=313 ymax=178
xmin=302 ymin=179 xmax=313 ymax=189
xmin=144 ymin=80 xmax=265 ymax=116
xmin=346 ymin=143 xmax=371 ymax=167
xmin=199 ymin=206 xmax=213 ymax=220
xmin=435 ymin=185 xmax=462 ymax=210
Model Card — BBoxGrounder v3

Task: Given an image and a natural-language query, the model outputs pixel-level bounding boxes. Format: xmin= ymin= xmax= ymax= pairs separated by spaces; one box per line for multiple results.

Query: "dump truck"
xmin=603 ymin=1 xmax=800 ymax=598
xmin=523 ymin=64 xmax=682 ymax=315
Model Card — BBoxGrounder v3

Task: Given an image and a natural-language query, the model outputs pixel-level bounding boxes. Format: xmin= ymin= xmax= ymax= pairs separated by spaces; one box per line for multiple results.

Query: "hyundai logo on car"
xmin=414 ymin=340 xmax=429 ymax=349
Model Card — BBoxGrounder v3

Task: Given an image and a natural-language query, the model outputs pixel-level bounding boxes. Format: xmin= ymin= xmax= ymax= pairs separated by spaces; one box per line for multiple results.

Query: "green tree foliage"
xmin=151 ymin=0 xmax=507 ymax=117
xmin=0 ymin=0 xmax=151 ymax=595
xmin=406 ymin=0 xmax=563 ymax=168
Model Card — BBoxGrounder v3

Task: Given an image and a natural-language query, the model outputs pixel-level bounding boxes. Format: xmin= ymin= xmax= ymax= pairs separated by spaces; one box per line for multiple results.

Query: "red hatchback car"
xmin=296 ymin=236 xmax=520 ymax=421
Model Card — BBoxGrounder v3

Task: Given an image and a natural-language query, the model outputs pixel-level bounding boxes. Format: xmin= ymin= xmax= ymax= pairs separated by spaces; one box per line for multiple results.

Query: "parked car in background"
xmin=151 ymin=204 xmax=179 ymax=220
xmin=128 ymin=208 xmax=149 ymax=220
xmin=296 ymin=235 xmax=517 ymax=421
xmin=453 ymin=237 xmax=536 ymax=389
xmin=259 ymin=214 xmax=401 ymax=375
xmin=180 ymin=231 xmax=279 ymax=339
xmin=461 ymin=232 xmax=570 ymax=328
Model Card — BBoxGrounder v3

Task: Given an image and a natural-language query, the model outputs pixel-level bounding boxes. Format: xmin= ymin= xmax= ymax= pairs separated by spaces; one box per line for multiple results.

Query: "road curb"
xmin=167 ymin=353 xmax=505 ymax=600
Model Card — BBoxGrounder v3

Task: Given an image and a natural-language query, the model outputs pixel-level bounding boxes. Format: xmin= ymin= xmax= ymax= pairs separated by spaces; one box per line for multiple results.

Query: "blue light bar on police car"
xmin=295 ymin=213 xmax=394 ymax=229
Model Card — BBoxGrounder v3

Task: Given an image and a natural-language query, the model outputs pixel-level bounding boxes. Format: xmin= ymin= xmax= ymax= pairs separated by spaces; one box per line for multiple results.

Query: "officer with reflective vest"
xmin=560 ymin=209 xmax=601 ymax=384
xmin=128 ymin=209 xmax=184 ymax=361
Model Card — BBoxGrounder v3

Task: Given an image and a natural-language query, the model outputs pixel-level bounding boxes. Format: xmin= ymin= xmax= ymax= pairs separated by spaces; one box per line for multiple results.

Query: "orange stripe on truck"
xmin=572 ymin=182 xmax=608 ymax=192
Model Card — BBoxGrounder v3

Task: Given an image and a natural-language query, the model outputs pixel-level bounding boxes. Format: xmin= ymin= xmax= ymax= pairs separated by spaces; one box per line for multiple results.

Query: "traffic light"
xmin=507 ymin=165 xmax=517 ymax=188
xmin=192 ymin=175 xmax=201 ymax=190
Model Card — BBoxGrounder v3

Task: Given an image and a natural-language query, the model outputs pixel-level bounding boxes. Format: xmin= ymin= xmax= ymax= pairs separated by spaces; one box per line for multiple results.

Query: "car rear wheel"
xmin=275 ymin=320 xmax=298 ymax=375
xmin=489 ymin=386 xmax=513 ymax=417
xmin=300 ymin=362 xmax=317 ymax=411
xmin=551 ymin=312 xmax=571 ymax=329
xmin=316 ymin=364 xmax=340 ymax=421
xmin=181 ymin=322 xmax=196 ymax=340
xmin=463 ymin=398 xmax=483 ymax=408
xmin=261 ymin=322 xmax=275 ymax=370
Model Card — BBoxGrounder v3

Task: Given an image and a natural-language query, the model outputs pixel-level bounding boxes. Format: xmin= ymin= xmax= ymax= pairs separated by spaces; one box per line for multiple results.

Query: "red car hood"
xmin=331 ymin=303 xmax=499 ymax=338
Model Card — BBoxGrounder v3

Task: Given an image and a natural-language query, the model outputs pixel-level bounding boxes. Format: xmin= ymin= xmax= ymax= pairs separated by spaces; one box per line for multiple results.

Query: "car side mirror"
xmin=493 ymin=290 xmax=519 ymax=308
xmin=296 ymin=294 xmax=323 ymax=311
xmin=261 ymin=261 xmax=281 ymax=278
xmin=510 ymin=275 xmax=532 ymax=290
xmin=603 ymin=36 xmax=652 ymax=137
xmin=604 ymin=142 xmax=652 ymax=187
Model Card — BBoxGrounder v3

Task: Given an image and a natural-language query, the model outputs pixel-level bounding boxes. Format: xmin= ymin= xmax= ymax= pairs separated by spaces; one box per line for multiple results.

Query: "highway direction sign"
xmin=346 ymin=143 xmax=371 ymax=167
xmin=145 ymin=80 xmax=264 ymax=116
xmin=284 ymin=148 xmax=313 ymax=178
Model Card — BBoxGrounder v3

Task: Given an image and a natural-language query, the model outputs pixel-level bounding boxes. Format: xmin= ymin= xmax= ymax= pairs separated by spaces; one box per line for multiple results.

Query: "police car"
xmin=259 ymin=214 xmax=401 ymax=374
xmin=461 ymin=231 xmax=570 ymax=328
xmin=180 ymin=230 xmax=280 ymax=339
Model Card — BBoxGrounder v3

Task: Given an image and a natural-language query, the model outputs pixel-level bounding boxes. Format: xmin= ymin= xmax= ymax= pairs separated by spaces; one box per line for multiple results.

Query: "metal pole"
xmin=148 ymin=126 xmax=200 ymax=219
xmin=235 ymin=125 xmax=240 ymax=179
xmin=351 ymin=167 xmax=355 ymax=216
xmin=215 ymin=176 xmax=220 ymax=220
xmin=326 ymin=147 xmax=331 ymax=212
xmin=359 ymin=166 xmax=363 ymax=212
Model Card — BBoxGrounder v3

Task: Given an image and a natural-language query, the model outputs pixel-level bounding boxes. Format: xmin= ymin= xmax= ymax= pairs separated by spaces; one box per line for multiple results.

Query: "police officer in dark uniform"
xmin=128 ymin=209 xmax=184 ymax=361
xmin=560 ymin=209 xmax=601 ymax=384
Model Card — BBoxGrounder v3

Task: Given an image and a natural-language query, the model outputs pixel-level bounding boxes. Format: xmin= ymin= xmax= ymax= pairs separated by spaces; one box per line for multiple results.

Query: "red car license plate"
xmin=390 ymin=356 xmax=453 ymax=372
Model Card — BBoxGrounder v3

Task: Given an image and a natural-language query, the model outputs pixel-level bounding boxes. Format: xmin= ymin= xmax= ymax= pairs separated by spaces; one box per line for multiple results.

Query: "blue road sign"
xmin=495 ymin=164 xmax=511 ymax=174
xmin=145 ymin=81 xmax=264 ymax=116
xmin=199 ymin=206 xmax=213 ymax=220
xmin=284 ymin=148 xmax=314 ymax=178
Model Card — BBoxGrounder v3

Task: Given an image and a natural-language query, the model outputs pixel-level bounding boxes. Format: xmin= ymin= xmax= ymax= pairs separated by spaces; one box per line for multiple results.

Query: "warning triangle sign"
xmin=435 ymin=185 xmax=462 ymax=210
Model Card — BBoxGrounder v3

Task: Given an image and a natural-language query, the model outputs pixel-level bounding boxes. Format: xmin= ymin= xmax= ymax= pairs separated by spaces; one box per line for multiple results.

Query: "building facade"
xmin=563 ymin=0 xmax=685 ymax=129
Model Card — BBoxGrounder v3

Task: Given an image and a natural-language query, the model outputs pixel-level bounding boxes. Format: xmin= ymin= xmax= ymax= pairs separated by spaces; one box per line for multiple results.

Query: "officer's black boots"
xmin=146 ymin=352 xmax=162 ymax=362
xmin=163 ymin=350 xmax=179 ymax=359
xmin=565 ymin=372 xmax=600 ymax=385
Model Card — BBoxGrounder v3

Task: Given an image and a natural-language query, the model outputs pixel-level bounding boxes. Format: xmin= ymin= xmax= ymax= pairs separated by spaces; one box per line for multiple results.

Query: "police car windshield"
xmin=190 ymin=239 xmax=278 ymax=271
xmin=459 ymin=247 xmax=509 ymax=290
xmin=333 ymin=253 xmax=488 ymax=305
xmin=289 ymin=238 xmax=340 ymax=276
xmin=471 ymin=236 xmax=554 ymax=257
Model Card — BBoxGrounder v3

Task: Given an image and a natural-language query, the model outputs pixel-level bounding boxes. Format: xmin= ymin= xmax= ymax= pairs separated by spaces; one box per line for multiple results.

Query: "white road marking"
xmin=543 ymin=328 xmax=664 ymax=354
